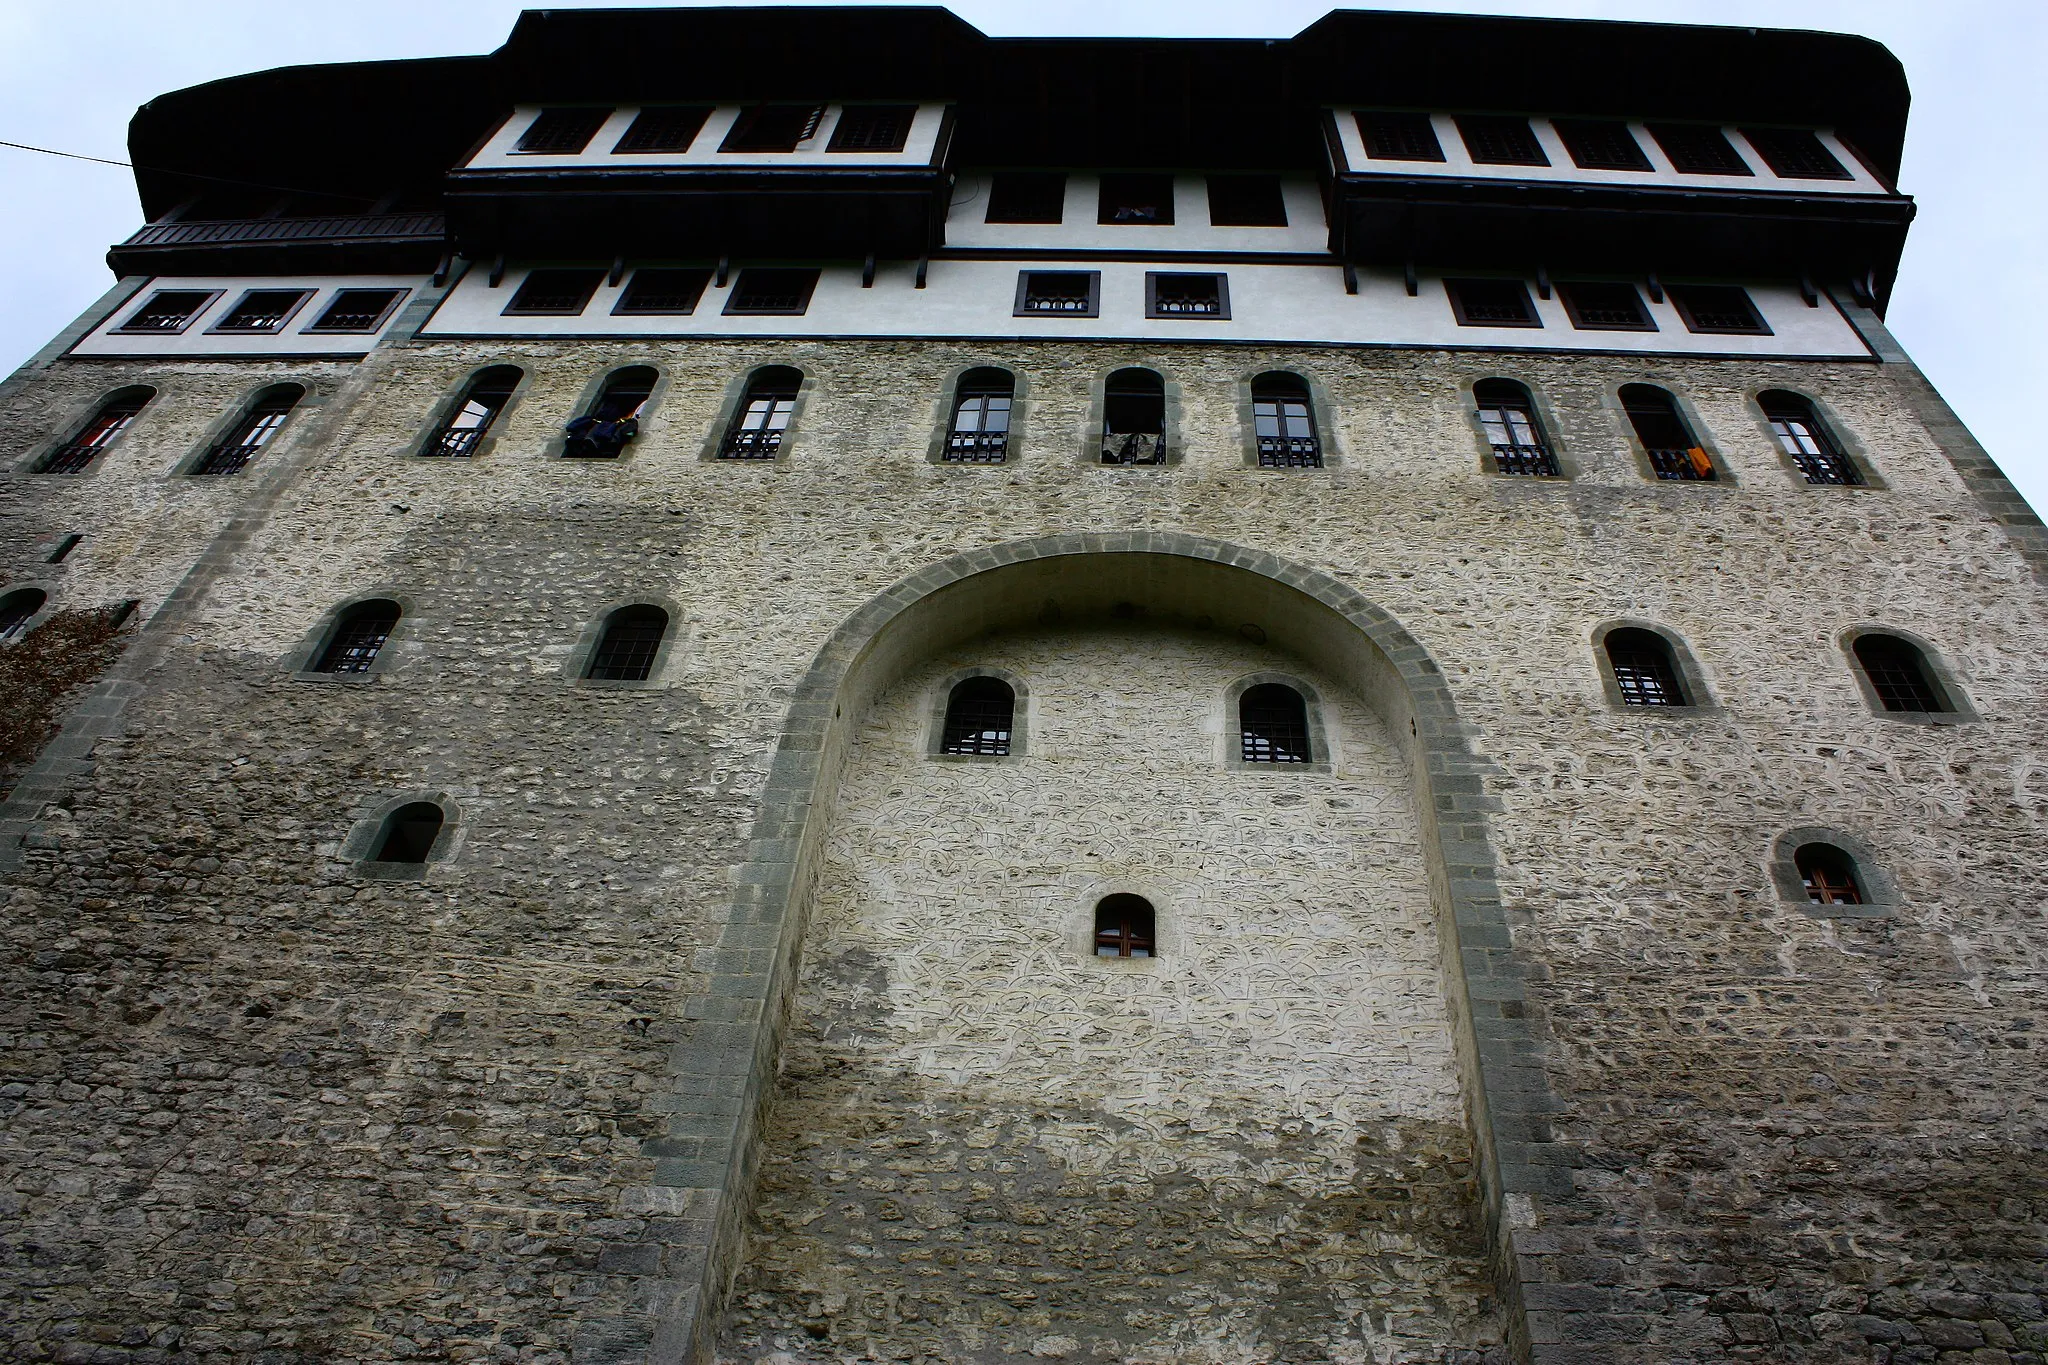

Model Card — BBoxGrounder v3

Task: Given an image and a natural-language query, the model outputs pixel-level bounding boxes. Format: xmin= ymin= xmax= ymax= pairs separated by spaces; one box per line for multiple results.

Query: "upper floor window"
xmin=1099 ymin=173 xmax=1175 ymax=225
xmin=945 ymin=368 xmax=1014 ymax=464
xmin=1852 ymin=634 xmax=1952 ymax=714
xmin=1670 ymin=285 xmax=1769 ymax=336
xmin=1447 ymin=278 xmax=1540 ymax=328
xmin=505 ymin=269 xmax=604 ymax=317
xmin=38 ymin=387 xmax=154 ymax=474
xmin=1239 ymin=683 xmax=1312 ymax=763
xmin=1740 ymin=127 xmax=1851 ymax=181
xmin=940 ymin=676 xmax=1015 ymax=756
xmin=1473 ymin=379 xmax=1559 ymax=477
xmin=0 ymin=588 xmax=46 ymax=641
xmin=1646 ymin=123 xmax=1753 ymax=176
xmin=1558 ymin=281 xmax=1653 ymax=332
xmin=720 ymin=367 xmax=802 ymax=459
xmin=724 ymin=268 xmax=819 ymax=316
xmin=1455 ymin=115 xmax=1548 ymax=166
xmin=1251 ymin=373 xmax=1320 ymax=469
xmin=1206 ymin=175 xmax=1287 ymax=226
xmin=517 ymin=108 xmax=614 ymax=155
xmin=304 ymin=288 xmax=407 ymax=334
xmin=587 ymin=605 xmax=669 ymax=682
xmin=613 ymin=105 xmax=711 ymax=154
xmin=986 ymin=172 xmax=1066 ymax=224
xmin=1101 ymin=368 xmax=1166 ymax=466
xmin=316 ymin=599 xmax=400 ymax=674
xmin=565 ymin=366 xmax=656 ymax=459
xmin=1356 ymin=111 xmax=1443 ymax=162
xmin=1093 ymin=895 xmax=1156 ymax=958
xmin=1604 ymin=628 xmax=1688 ymax=707
xmin=1552 ymin=119 xmax=1651 ymax=171
xmin=212 ymin=289 xmax=314 ymax=334
xmin=115 ymin=289 xmax=219 ymax=334
xmin=427 ymin=365 xmax=521 ymax=457
xmin=615 ymin=268 xmax=711 ymax=316
xmin=720 ymin=103 xmax=825 ymax=153
xmin=1795 ymin=843 xmax=1864 ymax=906
xmin=1759 ymin=390 xmax=1860 ymax=485
xmin=1014 ymin=271 xmax=1099 ymax=318
xmin=193 ymin=383 xmax=303 ymax=476
xmin=829 ymin=105 xmax=916 ymax=152
xmin=374 ymin=802 xmax=445 ymax=863
xmin=1146 ymin=272 xmax=1228 ymax=319
xmin=1619 ymin=385 xmax=1714 ymax=481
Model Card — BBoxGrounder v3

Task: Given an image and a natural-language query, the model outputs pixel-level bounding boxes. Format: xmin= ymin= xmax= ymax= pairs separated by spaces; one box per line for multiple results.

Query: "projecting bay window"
xmin=1014 ymin=271 xmax=1099 ymax=318
xmin=1474 ymin=379 xmax=1558 ymax=477
xmin=304 ymin=288 xmax=407 ymax=334
xmin=115 ymin=289 xmax=219 ymax=334
xmin=944 ymin=368 xmax=1014 ymax=464
xmin=1251 ymin=373 xmax=1321 ymax=468
xmin=192 ymin=384 xmax=303 ymax=476
xmin=1620 ymin=384 xmax=1715 ymax=481
xmin=1146 ymin=273 xmax=1228 ymax=320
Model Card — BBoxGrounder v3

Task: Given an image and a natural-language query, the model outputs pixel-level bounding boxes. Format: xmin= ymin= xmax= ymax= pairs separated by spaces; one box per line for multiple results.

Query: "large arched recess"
xmin=648 ymin=532 xmax=1559 ymax=1364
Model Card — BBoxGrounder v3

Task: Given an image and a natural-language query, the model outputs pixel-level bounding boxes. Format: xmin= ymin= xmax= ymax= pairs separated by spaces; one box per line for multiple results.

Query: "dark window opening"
xmin=721 ymin=367 xmax=802 ymax=459
xmin=1101 ymin=368 xmax=1166 ymax=465
xmin=505 ymin=269 xmax=604 ymax=316
xmin=316 ymin=600 xmax=400 ymax=674
xmin=47 ymin=535 xmax=83 ymax=564
xmin=986 ymin=172 xmax=1067 ymax=224
xmin=116 ymin=289 xmax=216 ymax=334
xmin=0 ymin=589 xmax=47 ymax=641
xmin=587 ymin=605 xmax=668 ymax=681
xmin=1098 ymin=173 xmax=1175 ymax=225
xmin=1240 ymin=683 xmax=1312 ymax=763
xmin=213 ymin=289 xmax=312 ymax=333
xmin=1552 ymin=119 xmax=1652 ymax=171
xmin=1740 ymin=127 xmax=1852 ymax=181
xmin=1252 ymin=373 xmax=1320 ymax=469
xmin=721 ymin=103 xmax=825 ymax=153
xmin=1670 ymin=285 xmax=1769 ymax=336
xmin=829 ymin=105 xmax=916 ymax=152
xmin=1558 ymin=282 xmax=1654 ymax=332
xmin=1356 ymin=111 xmax=1444 ymax=162
xmin=374 ymin=802 xmax=445 ymax=864
xmin=940 ymin=676 xmax=1015 ymax=755
xmin=1206 ymin=175 xmax=1287 ymax=226
xmin=945 ymin=368 xmax=1013 ymax=464
xmin=1474 ymin=379 xmax=1558 ymax=477
xmin=1015 ymin=270 xmax=1098 ymax=317
xmin=1093 ymin=894 xmax=1156 ymax=958
xmin=615 ymin=268 xmax=711 ymax=315
xmin=427 ymin=366 xmax=521 ymax=458
xmin=1455 ymin=115 xmax=1548 ymax=166
xmin=1620 ymin=384 xmax=1714 ymax=481
xmin=193 ymin=384 xmax=303 ymax=476
xmin=517 ymin=108 xmax=614 ymax=155
xmin=565 ymin=366 xmax=656 ymax=459
xmin=1448 ymin=278 xmax=1540 ymax=328
xmin=38 ymin=387 xmax=154 ymax=474
xmin=1795 ymin=844 xmax=1865 ymax=906
xmin=304 ymin=288 xmax=406 ymax=333
xmin=1759 ymin=390 xmax=1860 ymax=485
xmin=1605 ymin=628 xmax=1687 ymax=707
xmin=1147 ymin=273 xmax=1228 ymax=319
xmin=1853 ymin=634 xmax=1949 ymax=713
xmin=724 ymin=268 xmax=819 ymax=315
xmin=613 ymin=105 xmax=712 ymax=154
xmin=1647 ymin=123 xmax=1753 ymax=176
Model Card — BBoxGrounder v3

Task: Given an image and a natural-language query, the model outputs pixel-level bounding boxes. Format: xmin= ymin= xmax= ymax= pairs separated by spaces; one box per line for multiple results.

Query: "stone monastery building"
xmin=3 ymin=6 xmax=2046 ymax=1364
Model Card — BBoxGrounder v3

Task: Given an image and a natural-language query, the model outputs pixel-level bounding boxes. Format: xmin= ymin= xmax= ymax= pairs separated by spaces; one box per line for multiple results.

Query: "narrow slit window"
xmin=945 ymin=368 xmax=1014 ymax=464
xmin=426 ymin=366 xmax=521 ymax=457
xmin=720 ymin=104 xmax=825 ymax=153
xmin=1620 ymin=385 xmax=1714 ymax=481
xmin=316 ymin=600 xmax=401 ymax=674
xmin=565 ymin=366 xmax=656 ymax=459
xmin=303 ymin=288 xmax=406 ymax=333
xmin=0 ymin=589 xmax=47 ymax=641
xmin=1147 ymin=273 xmax=1228 ymax=319
xmin=1604 ymin=628 xmax=1687 ymax=707
xmin=1015 ymin=271 xmax=1098 ymax=318
xmin=1647 ymin=123 xmax=1753 ymax=176
xmin=516 ymin=108 xmax=613 ymax=154
xmin=986 ymin=173 xmax=1067 ymax=224
xmin=47 ymin=535 xmax=83 ymax=564
xmin=1206 ymin=175 xmax=1287 ymax=226
xmin=1355 ymin=111 xmax=1444 ymax=162
xmin=374 ymin=803 xmax=445 ymax=864
xmin=1240 ymin=683 xmax=1312 ymax=763
xmin=828 ymin=105 xmax=916 ymax=152
xmin=1552 ymin=119 xmax=1652 ymax=171
xmin=212 ymin=289 xmax=313 ymax=334
xmin=1101 ymin=368 xmax=1166 ymax=466
xmin=724 ymin=268 xmax=819 ymax=316
xmin=1093 ymin=895 xmax=1156 ymax=958
xmin=720 ymin=367 xmax=802 ymax=459
xmin=1448 ymin=278 xmax=1540 ymax=328
xmin=1759 ymin=390 xmax=1860 ymax=485
xmin=1670 ymin=285 xmax=1770 ymax=336
xmin=193 ymin=384 xmax=303 ymax=476
xmin=613 ymin=106 xmax=712 ymax=154
xmin=615 ymin=269 xmax=712 ymax=315
xmin=1740 ymin=128 xmax=1852 ymax=181
xmin=1795 ymin=844 xmax=1865 ymax=906
xmin=38 ymin=387 xmax=154 ymax=474
xmin=1473 ymin=379 xmax=1558 ymax=477
xmin=1098 ymin=173 xmax=1175 ymax=225
xmin=1251 ymin=373 xmax=1321 ymax=469
xmin=504 ymin=269 xmax=604 ymax=316
xmin=1852 ymin=635 xmax=1949 ymax=713
xmin=1558 ymin=282 xmax=1654 ymax=332
xmin=1455 ymin=115 xmax=1548 ymax=166
xmin=116 ymin=289 xmax=218 ymax=334
xmin=940 ymin=676 xmax=1015 ymax=755
xmin=587 ymin=605 xmax=669 ymax=681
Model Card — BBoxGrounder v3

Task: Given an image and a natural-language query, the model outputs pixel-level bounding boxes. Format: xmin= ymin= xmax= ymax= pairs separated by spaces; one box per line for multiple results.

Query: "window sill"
xmin=1787 ymin=899 xmax=1895 ymax=920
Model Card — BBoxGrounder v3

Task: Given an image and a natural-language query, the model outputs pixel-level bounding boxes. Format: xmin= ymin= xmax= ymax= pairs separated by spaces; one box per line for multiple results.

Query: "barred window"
xmin=720 ymin=366 xmax=802 ymax=459
xmin=940 ymin=676 xmax=1014 ymax=755
xmin=1671 ymin=285 xmax=1770 ymax=336
xmin=1852 ymin=634 xmax=1949 ymax=713
xmin=1251 ymin=373 xmax=1320 ymax=469
xmin=724 ymin=268 xmax=819 ymax=316
xmin=38 ymin=386 xmax=155 ymax=474
xmin=1740 ymin=127 xmax=1851 ymax=181
xmin=1759 ymin=390 xmax=1860 ymax=485
xmin=115 ymin=289 xmax=218 ymax=334
xmin=1098 ymin=173 xmax=1174 ymax=225
xmin=1239 ymin=683 xmax=1312 ymax=763
xmin=505 ymin=269 xmax=604 ymax=316
xmin=828 ymin=105 xmax=916 ymax=152
xmin=615 ymin=268 xmax=711 ymax=315
xmin=303 ymin=288 xmax=407 ymax=333
xmin=212 ymin=289 xmax=313 ymax=333
xmin=1795 ymin=844 xmax=1864 ymax=905
xmin=1604 ymin=628 xmax=1687 ymax=707
xmin=1552 ymin=119 xmax=1651 ymax=171
xmin=1015 ymin=271 xmax=1099 ymax=318
xmin=1093 ymin=895 xmax=1156 ymax=958
xmin=587 ymin=605 xmax=669 ymax=682
xmin=720 ymin=103 xmax=825 ymax=153
xmin=1101 ymin=368 xmax=1166 ymax=466
xmin=192 ymin=383 xmax=303 ymax=476
xmin=374 ymin=802 xmax=445 ymax=863
xmin=517 ymin=107 xmax=613 ymax=154
xmin=1646 ymin=123 xmax=1753 ymax=176
xmin=425 ymin=366 xmax=521 ymax=457
xmin=0 ymin=588 xmax=46 ymax=641
xmin=315 ymin=600 xmax=401 ymax=674
xmin=1206 ymin=174 xmax=1287 ymax=226
xmin=986 ymin=172 xmax=1067 ymax=224
xmin=565 ymin=366 xmax=656 ymax=459
xmin=1147 ymin=272 xmax=1228 ymax=319
xmin=1455 ymin=115 xmax=1548 ymax=166
xmin=1473 ymin=379 xmax=1558 ymax=477
xmin=945 ymin=368 xmax=1014 ymax=464
xmin=613 ymin=106 xmax=711 ymax=154
xmin=1558 ymin=282 xmax=1654 ymax=332
xmin=1448 ymin=278 xmax=1540 ymax=328
xmin=1620 ymin=385 xmax=1714 ymax=482
xmin=1355 ymin=111 xmax=1443 ymax=162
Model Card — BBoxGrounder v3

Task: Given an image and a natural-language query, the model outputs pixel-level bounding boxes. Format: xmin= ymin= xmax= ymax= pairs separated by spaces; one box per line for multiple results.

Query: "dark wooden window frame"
xmin=1091 ymin=894 xmax=1158 ymax=959
xmin=301 ymin=287 xmax=409 ymax=334
xmin=705 ymin=365 xmax=809 ymax=462
xmin=1447 ymin=278 xmax=1543 ymax=328
xmin=185 ymin=383 xmax=305 ymax=477
xmin=1669 ymin=284 xmax=1772 ymax=336
xmin=30 ymin=386 xmax=157 ymax=475
xmin=1646 ymin=122 xmax=1755 ymax=176
xmin=612 ymin=106 xmax=713 ymax=155
xmin=722 ymin=268 xmax=821 ymax=316
xmin=1770 ymin=827 xmax=1897 ymax=917
xmin=1244 ymin=371 xmax=1326 ymax=470
xmin=1557 ymin=281 xmax=1656 ymax=332
xmin=613 ymin=268 xmax=714 ymax=316
xmin=417 ymin=363 xmax=527 ymax=460
xmin=1551 ymin=118 xmax=1652 ymax=172
xmin=112 ymin=288 xmax=222 ymax=335
xmin=1739 ymin=126 xmax=1853 ymax=181
xmin=503 ymin=268 xmax=606 ymax=317
xmin=1615 ymin=383 xmax=1725 ymax=484
xmin=1454 ymin=114 xmax=1549 ymax=166
xmin=1469 ymin=377 xmax=1565 ymax=478
xmin=1014 ymin=270 xmax=1100 ymax=319
xmin=827 ymin=104 xmax=918 ymax=153
xmin=1354 ymin=110 xmax=1444 ymax=162
xmin=515 ymin=107 xmax=615 ymax=155
xmin=1144 ymin=272 xmax=1230 ymax=320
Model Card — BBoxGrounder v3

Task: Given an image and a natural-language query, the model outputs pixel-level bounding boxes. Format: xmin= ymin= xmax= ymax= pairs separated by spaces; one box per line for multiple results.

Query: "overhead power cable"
xmin=0 ymin=137 xmax=383 ymax=203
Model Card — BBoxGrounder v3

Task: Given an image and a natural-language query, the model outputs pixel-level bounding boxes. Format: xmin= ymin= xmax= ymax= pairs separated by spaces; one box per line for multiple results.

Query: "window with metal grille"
xmin=939 ymin=676 xmax=1014 ymax=755
xmin=1251 ymin=373 xmax=1320 ymax=468
xmin=1740 ymin=127 xmax=1852 ymax=181
xmin=1240 ymin=683 xmax=1312 ymax=763
xmin=1101 ymin=368 xmax=1166 ymax=465
xmin=38 ymin=387 xmax=154 ymax=474
xmin=426 ymin=366 xmax=521 ymax=458
xmin=1146 ymin=273 xmax=1228 ymax=319
xmin=724 ymin=268 xmax=820 ymax=315
xmin=192 ymin=384 xmax=303 ymax=476
xmin=212 ymin=289 xmax=313 ymax=333
xmin=1619 ymin=384 xmax=1715 ymax=481
xmin=374 ymin=802 xmax=445 ymax=863
xmin=1558 ymin=282 xmax=1654 ymax=332
xmin=1014 ymin=270 xmax=1098 ymax=318
xmin=1646 ymin=123 xmax=1753 ymax=176
xmin=1093 ymin=894 xmax=1156 ymax=958
xmin=1098 ymin=173 xmax=1175 ymax=225
xmin=1473 ymin=379 xmax=1558 ymax=477
xmin=720 ymin=103 xmax=825 ymax=153
xmin=315 ymin=600 xmax=400 ymax=674
xmin=1448 ymin=278 xmax=1540 ymax=328
xmin=1795 ymin=844 xmax=1864 ymax=905
xmin=1355 ymin=111 xmax=1444 ymax=162
xmin=303 ymin=288 xmax=406 ymax=334
xmin=1551 ymin=119 xmax=1652 ymax=171
xmin=986 ymin=172 xmax=1067 ymax=224
xmin=613 ymin=105 xmax=712 ymax=154
xmin=565 ymin=366 xmax=657 ymax=459
xmin=1604 ymin=628 xmax=1688 ymax=706
xmin=945 ymin=368 xmax=1013 ymax=464
xmin=1206 ymin=175 xmax=1287 ymax=226
xmin=720 ymin=366 xmax=803 ymax=459
xmin=0 ymin=588 xmax=46 ymax=641
xmin=516 ymin=107 xmax=614 ymax=154
xmin=612 ymin=268 xmax=711 ymax=315
xmin=504 ymin=269 xmax=604 ymax=316
xmin=115 ymin=289 xmax=218 ymax=334
xmin=1670 ymin=285 xmax=1769 ymax=336
xmin=1853 ymin=634 xmax=1948 ymax=713
xmin=587 ymin=605 xmax=669 ymax=681
xmin=1455 ymin=115 xmax=1548 ymax=166
xmin=1759 ymin=390 xmax=1861 ymax=485
xmin=828 ymin=105 xmax=916 ymax=152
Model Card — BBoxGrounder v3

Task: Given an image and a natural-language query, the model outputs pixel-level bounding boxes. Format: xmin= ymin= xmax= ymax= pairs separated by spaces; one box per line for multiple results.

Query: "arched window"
xmin=1093 ymin=894 xmax=1156 ymax=958
xmin=720 ymin=366 xmax=802 ymax=459
xmin=1794 ymin=843 xmax=1863 ymax=906
xmin=565 ymin=366 xmax=657 ymax=458
xmin=1604 ymin=628 xmax=1688 ymax=707
xmin=1100 ymin=368 xmax=1166 ymax=465
xmin=39 ymin=386 xmax=155 ymax=474
xmin=939 ymin=676 xmax=1014 ymax=755
xmin=587 ymin=605 xmax=669 ymax=681
xmin=1251 ymin=372 xmax=1321 ymax=468
xmin=944 ymin=368 xmax=1014 ymax=463
xmin=1620 ymin=384 xmax=1714 ymax=481
xmin=1239 ymin=683 xmax=1312 ymax=762
xmin=1852 ymin=633 xmax=1950 ymax=713
xmin=314 ymin=600 xmax=401 ymax=674
xmin=193 ymin=383 xmax=304 ymax=476
xmin=0 ymin=588 xmax=47 ymax=641
xmin=374 ymin=802 xmax=445 ymax=863
xmin=1760 ymin=390 xmax=1861 ymax=485
xmin=426 ymin=365 xmax=521 ymax=457
xmin=1473 ymin=379 xmax=1558 ymax=476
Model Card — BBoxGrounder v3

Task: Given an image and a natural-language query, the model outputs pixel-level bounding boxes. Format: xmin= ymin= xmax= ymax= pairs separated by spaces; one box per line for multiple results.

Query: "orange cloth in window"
xmin=1686 ymin=447 xmax=1713 ymax=478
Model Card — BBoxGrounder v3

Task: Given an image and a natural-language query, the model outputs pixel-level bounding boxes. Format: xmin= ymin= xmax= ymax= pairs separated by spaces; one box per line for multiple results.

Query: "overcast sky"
xmin=1 ymin=0 xmax=2041 ymax=512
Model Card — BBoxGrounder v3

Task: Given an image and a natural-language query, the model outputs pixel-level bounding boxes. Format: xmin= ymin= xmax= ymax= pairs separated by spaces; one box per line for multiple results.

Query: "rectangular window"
xmin=986 ymin=172 xmax=1066 ymax=224
xmin=1447 ymin=278 xmax=1541 ymax=328
xmin=503 ymin=269 xmax=604 ymax=316
xmin=1206 ymin=175 xmax=1287 ymax=227
xmin=1551 ymin=119 xmax=1652 ymax=171
xmin=1145 ymin=272 xmax=1229 ymax=320
xmin=516 ymin=108 xmax=613 ymax=155
xmin=614 ymin=268 xmax=712 ymax=315
xmin=210 ymin=289 xmax=314 ymax=334
xmin=1455 ymin=115 xmax=1548 ymax=166
xmin=115 ymin=289 xmax=220 ymax=334
xmin=1670 ymin=285 xmax=1770 ymax=335
xmin=720 ymin=104 xmax=825 ymax=153
xmin=1355 ymin=111 xmax=1444 ymax=162
xmin=1013 ymin=271 xmax=1099 ymax=318
xmin=302 ymin=288 xmax=407 ymax=334
xmin=828 ymin=105 xmax=917 ymax=153
xmin=1558 ymin=282 xmax=1655 ymax=332
xmin=1740 ymin=127 xmax=1853 ymax=181
xmin=723 ymin=268 xmax=820 ymax=315
xmin=613 ymin=106 xmax=711 ymax=154
xmin=1098 ymin=173 xmax=1175 ymax=225
xmin=1647 ymin=123 xmax=1753 ymax=176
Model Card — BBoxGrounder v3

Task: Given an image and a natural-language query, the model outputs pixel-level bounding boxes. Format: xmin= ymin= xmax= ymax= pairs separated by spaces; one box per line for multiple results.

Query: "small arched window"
xmin=1093 ymin=894 xmax=1156 ymax=958
xmin=1251 ymin=372 xmax=1321 ymax=468
xmin=1239 ymin=683 xmax=1312 ymax=763
xmin=720 ymin=366 xmax=803 ymax=459
xmin=1604 ymin=628 xmax=1688 ymax=707
xmin=1760 ymin=390 xmax=1861 ymax=485
xmin=39 ymin=387 xmax=156 ymax=474
xmin=315 ymin=599 xmax=401 ymax=674
xmin=374 ymin=802 xmax=445 ymax=863
xmin=1101 ymin=368 xmax=1166 ymax=465
xmin=945 ymin=368 xmax=1014 ymax=463
xmin=566 ymin=366 xmax=657 ymax=458
xmin=1852 ymin=633 xmax=1950 ymax=713
xmin=0 ymin=588 xmax=48 ymax=641
xmin=587 ymin=605 xmax=669 ymax=681
xmin=1619 ymin=384 xmax=1714 ymax=481
xmin=940 ymin=676 xmax=1014 ymax=756
xmin=193 ymin=383 xmax=304 ymax=476
xmin=426 ymin=365 xmax=521 ymax=457
xmin=1794 ymin=843 xmax=1863 ymax=906
xmin=1473 ymin=379 xmax=1558 ymax=476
